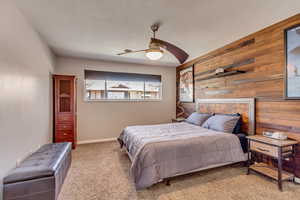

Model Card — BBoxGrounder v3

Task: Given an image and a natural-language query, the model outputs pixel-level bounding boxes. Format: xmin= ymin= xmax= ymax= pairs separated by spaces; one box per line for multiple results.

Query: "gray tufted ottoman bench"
xmin=3 ymin=142 xmax=72 ymax=200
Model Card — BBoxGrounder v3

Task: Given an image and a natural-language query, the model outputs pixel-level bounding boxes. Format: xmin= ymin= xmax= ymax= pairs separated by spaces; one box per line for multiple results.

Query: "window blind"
xmin=84 ymin=70 xmax=161 ymax=82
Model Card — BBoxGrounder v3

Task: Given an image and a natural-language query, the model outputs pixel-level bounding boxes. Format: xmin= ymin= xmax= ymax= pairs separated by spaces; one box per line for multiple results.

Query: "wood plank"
xmin=257 ymin=123 xmax=300 ymax=134
xmin=231 ymin=74 xmax=283 ymax=85
xmin=190 ymin=38 xmax=255 ymax=66
xmin=250 ymin=163 xmax=294 ymax=181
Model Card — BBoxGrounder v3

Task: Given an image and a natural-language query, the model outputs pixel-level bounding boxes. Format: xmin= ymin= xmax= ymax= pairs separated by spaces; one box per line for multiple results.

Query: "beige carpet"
xmin=58 ymin=142 xmax=300 ymax=200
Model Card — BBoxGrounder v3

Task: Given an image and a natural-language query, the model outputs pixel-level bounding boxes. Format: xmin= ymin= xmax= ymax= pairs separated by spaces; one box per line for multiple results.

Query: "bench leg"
xmin=165 ymin=179 xmax=171 ymax=186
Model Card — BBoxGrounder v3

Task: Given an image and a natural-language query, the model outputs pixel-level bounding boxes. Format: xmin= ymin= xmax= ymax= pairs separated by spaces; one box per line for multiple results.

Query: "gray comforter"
xmin=118 ymin=122 xmax=246 ymax=189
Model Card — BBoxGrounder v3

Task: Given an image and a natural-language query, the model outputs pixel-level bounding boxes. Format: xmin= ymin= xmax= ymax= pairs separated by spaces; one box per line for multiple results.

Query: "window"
xmin=84 ymin=70 xmax=162 ymax=101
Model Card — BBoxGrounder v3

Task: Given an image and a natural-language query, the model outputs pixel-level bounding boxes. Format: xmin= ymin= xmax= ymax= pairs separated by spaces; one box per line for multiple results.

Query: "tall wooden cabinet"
xmin=53 ymin=75 xmax=77 ymax=149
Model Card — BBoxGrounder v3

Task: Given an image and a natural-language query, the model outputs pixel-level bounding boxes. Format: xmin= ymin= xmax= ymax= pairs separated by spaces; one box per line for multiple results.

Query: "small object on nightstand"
xmin=246 ymin=135 xmax=298 ymax=191
xmin=172 ymin=117 xmax=185 ymax=123
xmin=263 ymin=131 xmax=288 ymax=140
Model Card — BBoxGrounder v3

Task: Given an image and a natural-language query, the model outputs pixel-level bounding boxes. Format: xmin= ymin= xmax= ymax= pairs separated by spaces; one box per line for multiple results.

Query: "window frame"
xmin=83 ymin=70 xmax=163 ymax=102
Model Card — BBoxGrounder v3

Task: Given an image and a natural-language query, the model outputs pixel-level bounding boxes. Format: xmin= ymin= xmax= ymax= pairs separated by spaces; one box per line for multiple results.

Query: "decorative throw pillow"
xmin=185 ymin=112 xmax=212 ymax=126
xmin=215 ymin=113 xmax=242 ymax=134
xmin=202 ymin=114 xmax=240 ymax=133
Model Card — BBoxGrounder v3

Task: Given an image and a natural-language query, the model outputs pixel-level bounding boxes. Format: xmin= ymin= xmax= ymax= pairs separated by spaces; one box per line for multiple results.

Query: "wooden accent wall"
xmin=176 ymin=14 xmax=300 ymax=176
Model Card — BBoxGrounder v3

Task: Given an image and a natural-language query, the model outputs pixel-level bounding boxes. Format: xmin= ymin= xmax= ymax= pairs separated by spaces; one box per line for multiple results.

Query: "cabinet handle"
xmin=63 ymin=133 xmax=68 ymax=136
xmin=257 ymin=147 xmax=270 ymax=152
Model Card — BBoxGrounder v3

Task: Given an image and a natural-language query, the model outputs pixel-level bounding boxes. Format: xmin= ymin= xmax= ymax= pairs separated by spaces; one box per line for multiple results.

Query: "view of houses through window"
xmin=84 ymin=70 xmax=162 ymax=101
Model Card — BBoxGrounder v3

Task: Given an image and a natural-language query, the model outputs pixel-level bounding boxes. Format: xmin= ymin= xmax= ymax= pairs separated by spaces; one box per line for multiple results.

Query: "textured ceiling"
xmin=14 ymin=0 xmax=300 ymax=67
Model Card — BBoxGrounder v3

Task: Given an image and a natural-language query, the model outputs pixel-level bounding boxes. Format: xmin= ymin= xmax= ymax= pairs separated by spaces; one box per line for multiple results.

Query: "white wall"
xmin=0 ymin=0 xmax=55 ymax=198
xmin=55 ymin=57 xmax=176 ymax=143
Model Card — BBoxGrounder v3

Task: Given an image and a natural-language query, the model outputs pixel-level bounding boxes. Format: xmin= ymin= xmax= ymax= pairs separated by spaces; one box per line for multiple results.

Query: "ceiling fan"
xmin=117 ymin=23 xmax=189 ymax=64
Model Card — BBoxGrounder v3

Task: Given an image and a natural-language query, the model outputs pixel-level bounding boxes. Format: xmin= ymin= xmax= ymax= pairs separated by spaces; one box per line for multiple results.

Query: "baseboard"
xmin=294 ymin=177 xmax=300 ymax=184
xmin=78 ymin=137 xmax=117 ymax=145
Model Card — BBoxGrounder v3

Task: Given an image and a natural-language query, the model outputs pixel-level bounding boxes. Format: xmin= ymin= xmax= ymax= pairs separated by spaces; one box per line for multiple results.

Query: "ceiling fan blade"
xmin=151 ymin=38 xmax=189 ymax=64
xmin=117 ymin=49 xmax=148 ymax=56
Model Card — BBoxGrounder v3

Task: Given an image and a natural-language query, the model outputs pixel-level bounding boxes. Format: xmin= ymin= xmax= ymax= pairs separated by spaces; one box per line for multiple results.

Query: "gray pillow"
xmin=202 ymin=114 xmax=240 ymax=133
xmin=185 ymin=112 xmax=211 ymax=126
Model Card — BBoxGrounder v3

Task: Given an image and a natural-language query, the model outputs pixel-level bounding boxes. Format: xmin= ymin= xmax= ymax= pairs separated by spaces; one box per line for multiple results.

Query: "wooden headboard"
xmin=196 ymin=98 xmax=255 ymax=135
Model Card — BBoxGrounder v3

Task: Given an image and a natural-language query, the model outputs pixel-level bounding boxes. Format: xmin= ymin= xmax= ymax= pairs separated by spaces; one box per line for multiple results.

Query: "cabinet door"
xmin=58 ymin=79 xmax=73 ymax=113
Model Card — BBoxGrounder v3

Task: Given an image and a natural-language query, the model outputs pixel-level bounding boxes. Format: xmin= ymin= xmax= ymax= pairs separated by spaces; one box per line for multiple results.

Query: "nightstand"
xmin=247 ymin=135 xmax=298 ymax=191
xmin=172 ymin=117 xmax=185 ymax=123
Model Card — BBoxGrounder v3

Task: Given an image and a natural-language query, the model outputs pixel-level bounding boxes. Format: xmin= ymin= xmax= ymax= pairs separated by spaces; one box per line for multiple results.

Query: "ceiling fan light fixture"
xmin=145 ymin=49 xmax=164 ymax=60
xmin=117 ymin=23 xmax=189 ymax=63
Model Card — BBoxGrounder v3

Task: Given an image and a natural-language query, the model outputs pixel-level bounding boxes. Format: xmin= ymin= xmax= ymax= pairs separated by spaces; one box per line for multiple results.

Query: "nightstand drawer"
xmin=250 ymin=141 xmax=292 ymax=158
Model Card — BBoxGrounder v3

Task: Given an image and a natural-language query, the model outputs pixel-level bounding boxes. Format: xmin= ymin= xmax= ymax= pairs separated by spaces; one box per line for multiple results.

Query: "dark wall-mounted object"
xmin=284 ymin=23 xmax=300 ymax=99
xmin=178 ymin=65 xmax=194 ymax=102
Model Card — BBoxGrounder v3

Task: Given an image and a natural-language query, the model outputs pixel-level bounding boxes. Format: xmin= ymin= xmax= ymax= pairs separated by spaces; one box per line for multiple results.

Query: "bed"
xmin=118 ymin=98 xmax=255 ymax=189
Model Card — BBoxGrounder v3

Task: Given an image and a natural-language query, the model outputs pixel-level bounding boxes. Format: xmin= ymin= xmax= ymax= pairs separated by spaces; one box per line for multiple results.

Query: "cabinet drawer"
xmin=57 ymin=114 xmax=73 ymax=123
xmin=55 ymin=130 xmax=73 ymax=140
xmin=250 ymin=141 xmax=292 ymax=158
xmin=56 ymin=124 xmax=73 ymax=131
xmin=55 ymin=138 xmax=74 ymax=144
